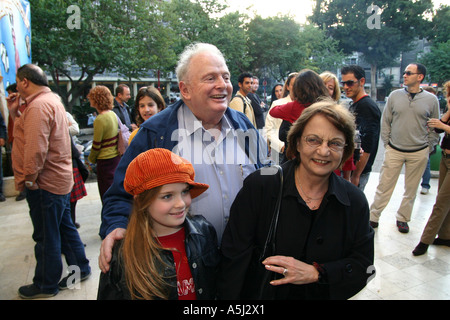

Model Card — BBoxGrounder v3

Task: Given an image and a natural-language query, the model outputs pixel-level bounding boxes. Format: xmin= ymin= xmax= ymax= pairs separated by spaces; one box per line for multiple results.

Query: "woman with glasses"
xmin=218 ymin=100 xmax=375 ymax=300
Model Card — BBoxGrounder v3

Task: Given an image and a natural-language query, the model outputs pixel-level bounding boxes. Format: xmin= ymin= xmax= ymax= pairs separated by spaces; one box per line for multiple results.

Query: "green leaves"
xmin=246 ymin=16 xmax=343 ymax=81
xmin=31 ymin=0 xmax=447 ymax=109
xmin=310 ymin=0 xmax=434 ymax=67
xmin=420 ymin=41 xmax=450 ymax=85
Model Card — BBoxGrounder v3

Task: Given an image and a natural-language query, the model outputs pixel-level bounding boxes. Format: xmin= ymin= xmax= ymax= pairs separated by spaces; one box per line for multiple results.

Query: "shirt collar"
xmin=180 ymin=103 xmax=233 ymax=139
xmin=24 ymin=86 xmax=52 ymax=105
xmin=115 ymin=98 xmax=127 ymax=108
xmin=282 ymin=160 xmax=351 ymax=207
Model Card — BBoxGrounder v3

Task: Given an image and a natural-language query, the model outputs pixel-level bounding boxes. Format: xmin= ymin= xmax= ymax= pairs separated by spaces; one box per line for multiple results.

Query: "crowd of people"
xmin=2 ymin=42 xmax=449 ymax=300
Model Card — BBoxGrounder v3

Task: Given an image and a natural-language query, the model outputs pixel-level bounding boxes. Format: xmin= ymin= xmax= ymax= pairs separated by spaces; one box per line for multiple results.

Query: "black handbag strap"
xmin=259 ymin=165 xmax=283 ymax=261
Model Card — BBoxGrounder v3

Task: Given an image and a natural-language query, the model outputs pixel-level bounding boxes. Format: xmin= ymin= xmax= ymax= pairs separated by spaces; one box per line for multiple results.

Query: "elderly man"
xmin=7 ymin=64 xmax=90 ymax=299
xmin=99 ymin=43 xmax=268 ymax=273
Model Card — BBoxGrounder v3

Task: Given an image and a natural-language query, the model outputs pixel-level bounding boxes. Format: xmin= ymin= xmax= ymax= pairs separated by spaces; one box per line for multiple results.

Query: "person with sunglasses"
xmin=341 ymin=65 xmax=381 ymax=191
xmin=369 ymin=63 xmax=440 ymax=233
xmin=219 ymin=100 xmax=374 ymax=300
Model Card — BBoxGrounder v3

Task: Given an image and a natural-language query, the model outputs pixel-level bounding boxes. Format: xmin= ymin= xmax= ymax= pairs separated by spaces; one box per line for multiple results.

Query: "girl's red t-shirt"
xmin=158 ymin=227 xmax=197 ymax=300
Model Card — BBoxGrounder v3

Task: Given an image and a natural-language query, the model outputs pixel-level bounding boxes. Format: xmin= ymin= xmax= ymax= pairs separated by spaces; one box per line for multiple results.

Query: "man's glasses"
xmin=403 ymin=71 xmax=421 ymax=76
xmin=303 ymin=135 xmax=347 ymax=152
xmin=340 ymin=80 xmax=359 ymax=87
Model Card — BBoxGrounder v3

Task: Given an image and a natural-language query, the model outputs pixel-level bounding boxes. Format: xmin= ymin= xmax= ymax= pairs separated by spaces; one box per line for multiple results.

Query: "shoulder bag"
xmin=115 ymin=114 xmax=130 ymax=156
xmin=241 ymin=165 xmax=283 ymax=299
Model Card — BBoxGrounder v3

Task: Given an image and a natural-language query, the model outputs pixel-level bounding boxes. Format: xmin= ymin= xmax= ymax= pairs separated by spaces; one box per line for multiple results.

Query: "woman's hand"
xmin=428 ymin=118 xmax=449 ymax=133
xmin=262 ymin=256 xmax=319 ymax=286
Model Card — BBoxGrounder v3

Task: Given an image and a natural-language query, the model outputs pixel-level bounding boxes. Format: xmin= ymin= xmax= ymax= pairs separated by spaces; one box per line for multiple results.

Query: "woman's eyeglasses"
xmin=303 ymin=135 xmax=347 ymax=152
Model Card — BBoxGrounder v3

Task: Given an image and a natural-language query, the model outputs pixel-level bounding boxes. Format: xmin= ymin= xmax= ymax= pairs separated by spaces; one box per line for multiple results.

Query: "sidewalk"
xmin=1 ymin=166 xmax=449 ymax=300
xmin=0 ymin=182 xmax=102 ymax=300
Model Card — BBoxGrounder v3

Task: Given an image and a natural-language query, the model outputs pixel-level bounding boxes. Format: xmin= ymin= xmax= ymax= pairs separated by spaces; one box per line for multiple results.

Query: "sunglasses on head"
xmin=341 ymin=80 xmax=359 ymax=87
xmin=403 ymin=71 xmax=421 ymax=76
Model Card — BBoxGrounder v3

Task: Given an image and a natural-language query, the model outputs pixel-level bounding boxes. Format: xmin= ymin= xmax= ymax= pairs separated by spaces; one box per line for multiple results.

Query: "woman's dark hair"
xmin=282 ymin=72 xmax=298 ymax=98
xmin=134 ymin=87 xmax=166 ymax=126
xmin=292 ymin=69 xmax=329 ymax=104
xmin=270 ymin=84 xmax=283 ymax=103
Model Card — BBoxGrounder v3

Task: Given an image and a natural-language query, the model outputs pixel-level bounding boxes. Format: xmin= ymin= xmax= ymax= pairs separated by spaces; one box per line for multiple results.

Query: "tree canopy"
xmin=310 ymin=0 xmax=434 ymax=97
xmin=420 ymin=5 xmax=450 ymax=85
xmin=32 ymin=0 xmax=178 ymax=110
xmin=31 ymin=0 xmax=344 ymax=108
xmin=30 ymin=0 xmax=448 ymax=109
xmin=420 ymin=41 xmax=450 ymax=86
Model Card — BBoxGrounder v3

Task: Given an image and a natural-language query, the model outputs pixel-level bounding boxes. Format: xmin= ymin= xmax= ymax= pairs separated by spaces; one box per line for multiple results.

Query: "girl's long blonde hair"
xmin=120 ymin=187 xmax=172 ymax=300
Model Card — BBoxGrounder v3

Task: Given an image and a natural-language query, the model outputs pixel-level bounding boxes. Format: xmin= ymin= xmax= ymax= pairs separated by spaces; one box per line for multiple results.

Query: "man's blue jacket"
xmin=99 ymin=100 xmax=268 ymax=239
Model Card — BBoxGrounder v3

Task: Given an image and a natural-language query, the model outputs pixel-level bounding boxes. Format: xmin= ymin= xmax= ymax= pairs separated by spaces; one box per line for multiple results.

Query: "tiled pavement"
xmin=1 ymin=142 xmax=449 ymax=300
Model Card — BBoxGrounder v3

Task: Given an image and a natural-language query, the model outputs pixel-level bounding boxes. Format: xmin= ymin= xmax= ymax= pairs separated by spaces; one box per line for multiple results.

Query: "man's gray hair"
xmin=175 ymin=43 xmax=226 ymax=83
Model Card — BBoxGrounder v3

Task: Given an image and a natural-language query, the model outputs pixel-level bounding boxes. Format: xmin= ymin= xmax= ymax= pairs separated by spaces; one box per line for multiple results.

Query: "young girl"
xmin=128 ymin=86 xmax=166 ymax=143
xmin=97 ymin=148 xmax=220 ymax=300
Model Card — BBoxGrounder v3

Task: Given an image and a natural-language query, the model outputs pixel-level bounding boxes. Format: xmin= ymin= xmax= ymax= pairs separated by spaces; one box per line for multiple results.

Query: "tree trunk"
xmin=370 ymin=64 xmax=377 ymax=100
xmin=66 ymin=72 xmax=97 ymax=112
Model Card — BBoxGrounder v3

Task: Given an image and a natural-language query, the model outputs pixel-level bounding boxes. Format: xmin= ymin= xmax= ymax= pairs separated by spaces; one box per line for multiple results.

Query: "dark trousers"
xmin=96 ymin=155 xmax=121 ymax=203
xmin=26 ymin=188 xmax=90 ymax=293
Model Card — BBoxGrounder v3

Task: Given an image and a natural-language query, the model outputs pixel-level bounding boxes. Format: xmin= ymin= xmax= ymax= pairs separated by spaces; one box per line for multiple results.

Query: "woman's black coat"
xmin=218 ymin=160 xmax=375 ymax=300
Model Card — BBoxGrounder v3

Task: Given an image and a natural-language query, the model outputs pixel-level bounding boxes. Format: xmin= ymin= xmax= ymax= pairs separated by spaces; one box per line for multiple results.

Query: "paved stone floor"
xmin=1 ymin=168 xmax=449 ymax=300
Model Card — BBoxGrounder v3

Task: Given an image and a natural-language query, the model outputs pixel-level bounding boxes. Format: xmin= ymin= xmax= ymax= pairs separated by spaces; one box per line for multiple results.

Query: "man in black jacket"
xmin=247 ymin=76 xmax=267 ymax=129
xmin=113 ymin=84 xmax=136 ymax=132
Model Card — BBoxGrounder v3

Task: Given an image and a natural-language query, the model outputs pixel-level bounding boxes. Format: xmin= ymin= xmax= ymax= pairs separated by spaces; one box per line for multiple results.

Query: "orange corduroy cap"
xmin=124 ymin=148 xmax=209 ymax=198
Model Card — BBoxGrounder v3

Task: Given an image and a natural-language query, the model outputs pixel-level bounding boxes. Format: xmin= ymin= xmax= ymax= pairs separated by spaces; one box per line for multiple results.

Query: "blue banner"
xmin=0 ymin=0 xmax=31 ymax=92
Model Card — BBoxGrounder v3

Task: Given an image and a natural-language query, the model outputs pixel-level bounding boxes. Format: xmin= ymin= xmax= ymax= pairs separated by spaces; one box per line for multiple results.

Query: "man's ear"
xmin=21 ymin=78 xmax=29 ymax=89
xmin=360 ymin=77 xmax=366 ymax=86
xmin=419 ymin=74 xmax=425 ymax=83
xmin=179 ymin=81 xmax=190 ymax=101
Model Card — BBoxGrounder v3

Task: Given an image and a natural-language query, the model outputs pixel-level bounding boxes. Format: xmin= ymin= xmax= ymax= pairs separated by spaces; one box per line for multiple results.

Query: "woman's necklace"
xmin=295 ymin=174 xmax=325 ymax=210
